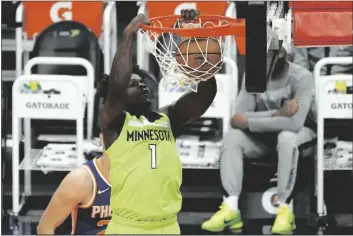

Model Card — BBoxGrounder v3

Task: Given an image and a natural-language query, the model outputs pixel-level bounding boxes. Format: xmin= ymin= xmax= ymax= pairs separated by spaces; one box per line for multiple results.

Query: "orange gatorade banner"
xmin=23 ymin=1 xmax=103 ymax=39
xmin=291 ymin=1 xmax=353 ymax=47
xmin=290 ymin=1 xmax=352 ymax=10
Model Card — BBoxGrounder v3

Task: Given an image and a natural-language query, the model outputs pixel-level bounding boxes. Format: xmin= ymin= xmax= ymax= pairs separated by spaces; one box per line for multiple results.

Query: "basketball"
xmin=175 ymin=37 xmax=223 ymax=79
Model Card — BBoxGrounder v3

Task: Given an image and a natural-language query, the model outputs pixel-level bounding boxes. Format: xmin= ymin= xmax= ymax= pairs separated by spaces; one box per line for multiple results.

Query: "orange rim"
xmin=141 ymin=14 xmax=246 ymax=38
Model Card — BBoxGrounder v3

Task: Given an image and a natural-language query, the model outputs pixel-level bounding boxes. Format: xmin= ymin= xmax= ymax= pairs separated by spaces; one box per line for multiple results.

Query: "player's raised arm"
xmin=37 ymin=168 xmax=91 ymax=234
xmin=158 ymin=9 xmax=217 ymax=129
xmin=101 ymin=14 xmax=150 ymax=124
xmin=160 ymin=77 xmax=217 ymax=130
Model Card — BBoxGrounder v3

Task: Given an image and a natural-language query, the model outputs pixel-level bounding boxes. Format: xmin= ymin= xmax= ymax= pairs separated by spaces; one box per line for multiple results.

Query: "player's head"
xmin=266 ymin=26 xmax=282 ymax=80
xmin=98 ymin=65 xmax=151 ymax=113
xmin=272 ymin=46 xmax=289 ymax=75
xmin=127 ymin=64 xmax=151 ymax=107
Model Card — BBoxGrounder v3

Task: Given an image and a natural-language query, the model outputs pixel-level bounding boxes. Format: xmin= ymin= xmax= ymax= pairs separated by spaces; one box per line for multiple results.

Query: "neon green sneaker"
xmin=201 ymin=203 xmax=243 ymax=232
xmin=271 ymin=205 xmax=296 ymax=235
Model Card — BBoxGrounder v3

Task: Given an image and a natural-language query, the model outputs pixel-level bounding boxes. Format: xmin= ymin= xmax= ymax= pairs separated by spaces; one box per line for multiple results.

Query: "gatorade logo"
xmin=23 ymin=2 xmax=103 ymax=39
xmin=331 ymin=103 xmax=352 ymax=110
xmin=50 ymin=1 xmax=72 ymax=22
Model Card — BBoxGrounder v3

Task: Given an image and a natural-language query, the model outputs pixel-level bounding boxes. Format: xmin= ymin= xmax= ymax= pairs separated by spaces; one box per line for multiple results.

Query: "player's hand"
xmin=125 ymin=14 xmax=150 ymax=34
xmin=277 ymin=99 xmax=298 ymax=117
xmin=231 ymin=113 xmax=249 ymax=130
xmin=180 ymin=9 xmax=200 ymax=21
xmin=180 ymin=9 xmax=201 ymax=29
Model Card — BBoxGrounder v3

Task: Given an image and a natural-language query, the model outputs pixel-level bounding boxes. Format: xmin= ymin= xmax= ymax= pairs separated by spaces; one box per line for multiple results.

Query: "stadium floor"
xmin=2 ymin=152 xmax=352 ymax=235
xmin=1 ymin=214 xmax=353 ymax=235
xmin=2 ymin=181 xmax=353 ymax=235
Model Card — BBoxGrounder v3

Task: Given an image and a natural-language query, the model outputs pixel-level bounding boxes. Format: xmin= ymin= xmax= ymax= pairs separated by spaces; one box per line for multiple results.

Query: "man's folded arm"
xmin=245 ymin=110 xmax=277 ymax=118
xmin=247 ymin=70 xmax=314 ymax=132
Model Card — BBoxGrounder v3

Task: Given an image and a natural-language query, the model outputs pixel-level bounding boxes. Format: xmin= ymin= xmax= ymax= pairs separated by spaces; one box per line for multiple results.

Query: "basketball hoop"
xmin=140 ymin=14 xmax=245 ymax=92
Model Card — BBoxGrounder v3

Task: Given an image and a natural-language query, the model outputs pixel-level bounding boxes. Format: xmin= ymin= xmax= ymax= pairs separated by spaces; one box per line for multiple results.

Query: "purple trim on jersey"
xmin=72 ymin=158 xmax=111 ymax=235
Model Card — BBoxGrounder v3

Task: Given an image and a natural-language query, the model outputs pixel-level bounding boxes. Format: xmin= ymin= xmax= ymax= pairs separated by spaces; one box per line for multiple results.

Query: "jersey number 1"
xmin=148 ymin=144 xmax=157 ymax=169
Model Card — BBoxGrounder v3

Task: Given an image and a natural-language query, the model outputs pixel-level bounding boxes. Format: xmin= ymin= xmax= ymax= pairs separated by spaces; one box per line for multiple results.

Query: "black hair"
xmin=132 ymin=64 xmax=159 ymax=97
xmin=272 ymin=46 xmax=289 ymax=76
xmin=132 ymin=64 xmax=150 ymax=82
xmin=98 ymin=64 xmax=152 ymax=104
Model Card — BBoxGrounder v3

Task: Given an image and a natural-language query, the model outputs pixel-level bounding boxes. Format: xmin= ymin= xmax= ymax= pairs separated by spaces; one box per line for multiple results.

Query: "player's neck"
xmin=125 ymin=105 xmax=148 ymax=117
xmin=96 ymin=154 xmax=110 ymax=183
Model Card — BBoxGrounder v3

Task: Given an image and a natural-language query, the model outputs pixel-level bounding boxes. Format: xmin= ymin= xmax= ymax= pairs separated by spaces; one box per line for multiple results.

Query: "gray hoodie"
xmin=293 ymin=46 xmax=353 ymax=75
xmin=234 ymin=62 xmax=317 ymax=133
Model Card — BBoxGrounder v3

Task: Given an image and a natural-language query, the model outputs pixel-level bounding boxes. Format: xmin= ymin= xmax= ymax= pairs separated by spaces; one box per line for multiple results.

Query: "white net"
xmin=140 ymin=17 xmax=230 ymax=92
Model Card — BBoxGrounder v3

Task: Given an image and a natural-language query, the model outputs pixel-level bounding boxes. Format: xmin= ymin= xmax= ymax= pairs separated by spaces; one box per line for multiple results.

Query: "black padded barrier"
xmin=29 ymin=21 xmax=104 ymax=138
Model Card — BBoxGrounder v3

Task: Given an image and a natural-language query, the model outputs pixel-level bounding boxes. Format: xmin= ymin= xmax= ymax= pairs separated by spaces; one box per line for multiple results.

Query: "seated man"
xmin=202 ymin=35 xmax=317 ymax=235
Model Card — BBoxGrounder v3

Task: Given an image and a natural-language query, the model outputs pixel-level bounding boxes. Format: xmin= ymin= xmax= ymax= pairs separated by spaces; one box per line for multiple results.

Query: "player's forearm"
xmin=248 ymin=100 xmax=310 ymax=132
xmin=107 ymin=30 xmax=134 ymax=100
xmin=194 ymin=77 xmax=217 ymax=113
xmin=170 ymin=77 xmax=217 ymax=128
xmin=37 ymin=223 xmax=55 ymax=235
xmin=184 ymin=77 xmax=217 ymax=121
xmin=248 ymin=116 xmax=302 ymax=132
xmin=245 ymin=110 xmax=277 ymax=118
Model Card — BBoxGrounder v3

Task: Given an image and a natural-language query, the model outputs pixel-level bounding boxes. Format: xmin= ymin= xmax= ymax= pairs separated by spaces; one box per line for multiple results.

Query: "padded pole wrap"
xmin=291 ymin=1 xmax=353 ymax=47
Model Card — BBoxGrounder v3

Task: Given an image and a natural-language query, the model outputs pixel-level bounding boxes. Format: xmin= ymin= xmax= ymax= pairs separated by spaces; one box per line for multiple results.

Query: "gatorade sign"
xmin=23 ymin=1 xmax=103 ymax=39
xmin=14 ymin=77 xmax=83 ymax=120
xmin=291 ymin=1 xmax=352 ymax=46
xmin=49 ymin=2 xmax=72 ymax=22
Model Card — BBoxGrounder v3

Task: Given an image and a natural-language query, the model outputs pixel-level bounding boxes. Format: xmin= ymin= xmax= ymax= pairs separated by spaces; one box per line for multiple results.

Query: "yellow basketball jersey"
xmin=106 ymin=112 xmax=182 ymax=221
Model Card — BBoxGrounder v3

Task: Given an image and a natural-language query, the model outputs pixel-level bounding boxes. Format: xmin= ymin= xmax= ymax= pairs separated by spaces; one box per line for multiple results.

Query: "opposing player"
xmin=99 ymin=10 xmax=217 ymax=234
xmin=37 ymin=136 xmax=111 ymax=235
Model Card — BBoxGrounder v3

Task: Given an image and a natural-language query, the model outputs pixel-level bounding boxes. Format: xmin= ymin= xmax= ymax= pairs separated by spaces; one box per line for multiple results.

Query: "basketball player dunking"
xmin=37 ymin=134 xmax=111 ymax=235
xmin=99 ymin=10 xmax=216 ymax=234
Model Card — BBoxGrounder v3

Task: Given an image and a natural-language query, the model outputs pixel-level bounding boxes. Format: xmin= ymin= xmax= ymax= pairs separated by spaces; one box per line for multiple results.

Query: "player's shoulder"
xmin=63 ymin=165 xmax=93 ymax=190
xmin=288 ymin=62 xmax=313 ymax=81
xmin=288 ymin=62 xmax=312 ymax=76
xmin=150 ymin=110 xmax=171 ymax=123
xmin=56 ymin=165 xmax=93 ymax=201
xmin=156 ymin=106 xmax=171 ymax=119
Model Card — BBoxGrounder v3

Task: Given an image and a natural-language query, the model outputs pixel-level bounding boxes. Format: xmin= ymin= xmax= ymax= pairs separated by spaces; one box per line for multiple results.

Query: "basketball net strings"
xmin=140 ymin=18 xmax=228 ymax=92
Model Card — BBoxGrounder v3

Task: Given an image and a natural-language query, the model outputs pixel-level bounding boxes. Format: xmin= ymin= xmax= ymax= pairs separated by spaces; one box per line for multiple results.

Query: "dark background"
xmin=1 ymin=1 xmax=352 ymax=235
